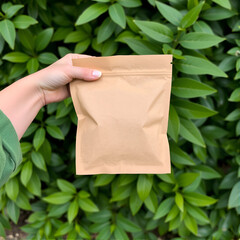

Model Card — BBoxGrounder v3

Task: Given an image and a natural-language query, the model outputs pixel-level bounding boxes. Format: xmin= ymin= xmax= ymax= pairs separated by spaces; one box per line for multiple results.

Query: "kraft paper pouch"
xmin=70 ymin=55 xmax=172 ymax=174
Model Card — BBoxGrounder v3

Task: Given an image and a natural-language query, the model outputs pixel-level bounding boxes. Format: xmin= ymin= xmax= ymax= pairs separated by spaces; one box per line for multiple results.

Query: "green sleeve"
xmin=0 ymin=110 xmax=22 ymax=187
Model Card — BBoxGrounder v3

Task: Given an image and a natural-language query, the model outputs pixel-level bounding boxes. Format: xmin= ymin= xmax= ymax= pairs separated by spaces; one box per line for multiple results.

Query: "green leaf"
xmin=52 ymin=27 xmax=73 ymax=42
xmin=93 ymin=0 xmax=110 ymax=2
xmin=94 ymin=174 xmax=115 ymax=186
xmin=225 ymin=109 xmax=240 ymax=121
xmin=16 ymin=192 xmax=32 ymax=210
xmin=219 ymin=172 xmax=238 ymax=190
xmin=134 ymin=20 xmax=173 ymax=43
xmin=165 ymin=205 xmax=179 ymax=222
xmin=183 ymin=192 xmax=217 ymax=206
xmin=5 ymin=177 xmax=19 ymax=201
xmin=101 ymin=38 xmax=118 ymax=56
xmin=33 ymin=128 xmax=46 ymax=151
xmin=124 ymin=38 xmax=160 ymax=54
xmin=175 ymin=192 xmax=184 ymax=212
xmin=137 ymin=174 xmax=153 ymax=201
xmin=48 ymin=203 xmax=69 ymax=217
xmin=116 ymin=214 xmax=141 ymax=233
xmin=144 ymin=190 xmax=158 ymax=213
xmin=78 ymin=190 xmax=90 ymax=198
xmin=97 ymin=17 xmax=116 ymax=43
xmin=26 ymin=172 xmax=41 ymax=196
xmin=20 ymin=142 xmax=32 ymax=154
xmin=154 ymin=197 xmax=174 ymax=219
xmin=35 ymin=28 xmax=54 ymax=52
xmin=57 ymin=179 xmax=76 ymax=194
xmin=179 ymin=118 xmax=205 ymax=147
xmin=64 ymin=30 xmax=89 ymax=43
xmin=201 ymin=7 xmax=235 ymax=21
xmin=96 ymin=224 xmax=111 ymax=240
xmin=12 ymin=15 xmax=38 ymax=29
xmin=78 ymin=198 xmax=99 ymax=212
xmin=228 ymin=181 xmax=240 ymax=208
xmin=28 ymin=211 xmax=46 ymax=223
xmin=27 ymin=58 xmax=39 ymax=74
xmin=43 ymin=192 xmax=73 ymax=205
xmin=31 ymin=151 xmax=47 ymax=171
xmin=172 ymin=78 xmax=217 ymax=98
xmin=0 ymin=223 xmax=5 ymax=238
xmin=219 ymin=56 xmax=236 ymax=72
xmin=109 ymin=3 xmax=126 ymax=28
xmin=56 ymin=102 xmax=72 ymax=119
xmin=44 ymin=220 xmax=51 ymax=237
xmin=1 ymin=3 xmax=12 ymax=13
xmin=179 ymin=32 xmax=225 ymax=49
xmin=87 ymin=210 xmax=111 ymax=223
xmin=67 ymin=199 xmax=79 ymax=223
xmin=20 ymin=161 xmax=33 ymax=186
xmin=7 ymin=201 xmax=20 ymax=224
xmin=167 ymin=105 xmax=180 ymax=142
xmin=157 ymin=173 xmax=175 ymax=184
xmin=75 ymin=3 xmax=108 ymax=25
xmin=0 ymin=34 xmax=4 ymax=54
xmin=184 ymin=214 xmax=198 ymax=235
xmin=118 ymin=0 xmax=141 ymax=8
xmin=212 ymin=0 xmax=231 ymax=9
xmin=3 ymin=51 xmax=29 ymax=63
xmin=110 ymin=184 xmax=132 ymax=202
xmin=4 ymin=4 xmax=24 ymax=18
xmin=58 ymin=46 xmax=71 ymax=57
xmin=236 ymin=120 xmax=240 ymax=136
xmin=18 ymin=29 xmax=34 ymax=50
xmin=170 ymin=142 xmax=195 ymax=166
xmin=175 ymin=55 xmax=227 ymax=77
xmin=202 ymin=125 xmax=228 ymax=139
xmin=159 ymin=181 xmax=173 ymax=193
xmin=74 ymin=39 xmax=91 ymax=53
xmin=186 ymin=203 xmax=210 ymax=224
xmin=176 ymin=173 xmax=199 ymax=187
xmin=229 ymin=88 xmax=240 ymax=102
xmin=193 ymin=165 xmax=221 ymax=179
xmin=114 ymin=226 xmax=129 ymax=240
xmin=156 ymin=1 xmax=182 ymax=26
xmin=9 ymin=63 xmax=26 ymax=79
xmin=193 ymin=21 xmax=214 ymax=34
xmin=54 ymin=222 xmax=73 ymax=237
xmin=23 ymin=123 xmax=38 ymax=138
xmin=38 ymin=52 xmax=58 ymax=65
xmin=173 ymin=99 xmax=217 ymax=119
xmin=46 ymin=125 xmax=64 ymax=140
xmin=180 ymin=2 xmax=204 ymax=29
xmin=129 ymin=189 xmax=143 ymax=215
xmin=119 ymin=174 xmax=137 ymax=186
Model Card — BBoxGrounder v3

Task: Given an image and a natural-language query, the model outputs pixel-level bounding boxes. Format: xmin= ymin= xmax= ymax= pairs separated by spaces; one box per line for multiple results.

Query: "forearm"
xmin=0 ymin=75 xmax=44 ymax=140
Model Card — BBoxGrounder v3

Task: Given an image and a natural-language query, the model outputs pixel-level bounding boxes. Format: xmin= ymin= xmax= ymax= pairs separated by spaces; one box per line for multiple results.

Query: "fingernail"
xmin=92 ymin=70 xmax=102 ymax=78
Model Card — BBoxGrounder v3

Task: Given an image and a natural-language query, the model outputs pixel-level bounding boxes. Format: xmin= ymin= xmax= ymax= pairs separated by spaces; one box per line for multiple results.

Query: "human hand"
xmin=34 ymin=53 xmax=102 ymax=105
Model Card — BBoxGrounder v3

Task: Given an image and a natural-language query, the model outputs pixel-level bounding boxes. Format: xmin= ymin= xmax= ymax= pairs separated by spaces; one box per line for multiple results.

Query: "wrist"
xmin=22 ymin=74 xmax=46 ymax=108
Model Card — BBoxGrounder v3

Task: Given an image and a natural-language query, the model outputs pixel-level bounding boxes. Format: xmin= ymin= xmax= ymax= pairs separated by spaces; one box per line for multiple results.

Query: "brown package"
xmin=70 ymin=55 xmax=172 ymax=175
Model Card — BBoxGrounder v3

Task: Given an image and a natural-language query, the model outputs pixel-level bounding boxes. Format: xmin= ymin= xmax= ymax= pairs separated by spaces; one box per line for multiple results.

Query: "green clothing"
xmin=0 ymin=110 xmax=22 ymax=187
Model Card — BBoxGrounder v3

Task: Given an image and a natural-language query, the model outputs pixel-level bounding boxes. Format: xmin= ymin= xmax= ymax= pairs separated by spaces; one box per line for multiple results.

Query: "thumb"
xmin=67 ymin=65 xmax=102 ymax=81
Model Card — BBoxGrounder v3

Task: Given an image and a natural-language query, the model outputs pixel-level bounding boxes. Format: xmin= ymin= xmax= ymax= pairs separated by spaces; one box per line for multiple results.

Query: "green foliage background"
xmin=0 ymin=0 xmax=240 ymax=239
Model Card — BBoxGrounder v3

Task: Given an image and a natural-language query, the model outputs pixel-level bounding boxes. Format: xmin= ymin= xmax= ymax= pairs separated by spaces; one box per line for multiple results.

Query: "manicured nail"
xmin=92 ymin=70 xmax=102 ymax=78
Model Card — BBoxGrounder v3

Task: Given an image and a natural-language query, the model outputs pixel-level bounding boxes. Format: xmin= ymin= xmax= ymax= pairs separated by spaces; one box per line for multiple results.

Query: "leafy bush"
xmin=0 ymin=0 xmax=240 ymax=239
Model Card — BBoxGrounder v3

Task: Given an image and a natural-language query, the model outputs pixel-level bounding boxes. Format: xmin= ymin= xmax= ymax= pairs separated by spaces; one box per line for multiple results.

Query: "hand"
xmin=34 ymin=53 xmax=102 ymax=105
xmin=0 ymin=53 xmax=101 ymax=139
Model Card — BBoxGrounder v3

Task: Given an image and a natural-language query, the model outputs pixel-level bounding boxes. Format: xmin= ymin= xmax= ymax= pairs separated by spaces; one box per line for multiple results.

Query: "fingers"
xmin=55 ymin=53 xmax=92 ymax=65
xmin=66 ymin=65 xmax=102 ymax=81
